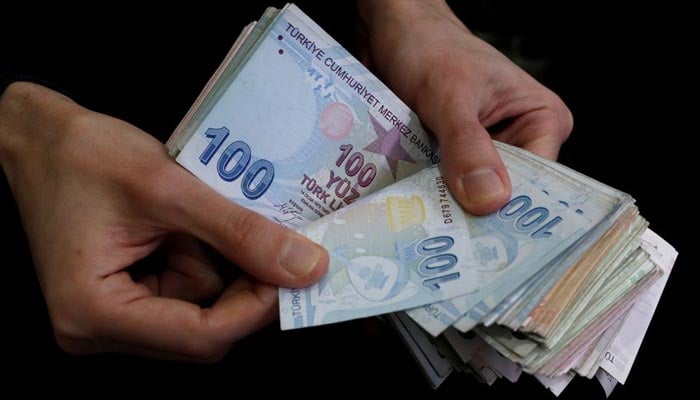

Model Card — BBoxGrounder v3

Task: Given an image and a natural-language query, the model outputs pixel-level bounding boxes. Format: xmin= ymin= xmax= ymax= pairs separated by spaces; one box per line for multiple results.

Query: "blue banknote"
xmin=406 ymin=157 xmax=595 ymax=336
xmin=407 ymin=143 xmax=630 ymax=336
xmin=174 ymin=4 xmax=437 ymax=228
xmin=279 ymin=166 xmax=476 ymax=329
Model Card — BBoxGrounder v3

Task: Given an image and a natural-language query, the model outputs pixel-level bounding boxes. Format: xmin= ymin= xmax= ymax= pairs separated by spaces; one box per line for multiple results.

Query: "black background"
xmin=0 ymin=1 xmax=692 ymax=398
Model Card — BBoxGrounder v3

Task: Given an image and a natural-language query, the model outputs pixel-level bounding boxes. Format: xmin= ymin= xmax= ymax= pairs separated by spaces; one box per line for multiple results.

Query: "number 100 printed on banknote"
xmin=279 ymin=166 xmax=475 ymax=329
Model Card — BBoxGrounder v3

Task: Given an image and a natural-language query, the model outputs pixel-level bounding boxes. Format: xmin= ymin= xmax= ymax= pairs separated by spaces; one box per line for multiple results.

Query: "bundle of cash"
xmin=166 ymin=4 xmax=677 ymax=396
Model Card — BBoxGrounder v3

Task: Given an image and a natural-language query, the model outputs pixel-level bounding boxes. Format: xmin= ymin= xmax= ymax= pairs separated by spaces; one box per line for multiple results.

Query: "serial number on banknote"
xmin=435 ymin=176 xmax=455 ymax=225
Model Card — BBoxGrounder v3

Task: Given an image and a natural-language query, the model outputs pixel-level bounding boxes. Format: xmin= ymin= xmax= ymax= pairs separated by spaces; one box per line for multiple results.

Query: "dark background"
xmin=1 ymin=1 xmax=692 ymax=397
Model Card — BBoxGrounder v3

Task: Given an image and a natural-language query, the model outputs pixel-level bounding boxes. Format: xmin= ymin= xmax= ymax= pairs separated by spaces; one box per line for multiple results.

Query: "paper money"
xmin=385 ymin=313 xmax=453 ymax=389
xmin=279 ymin=166 xmax=477 ymax=329
xmin=167 ymin=3 xmax=678 ymax=395
xmin=575 ymin=316 xmax=625 ymax=378
xmin=466 ymin=229 xmax=672 ymax=396
xmin=280 ymin=155 xmax=600 ymax=329
xmin=474 ymin=342 xmax=523 ymax=383
xmin=516 ymin=211 xmax=648 ymax=343
xmin=443 ymin=328 xmax=481 ymax=364
xmin=596 ymin=369 xmax=618 ymax=398
xmin=535 ymin=371 xmax=575 ymax=397
xmin=447 ymin=230 xmax=670 ymax=396
xmin=408 ymin=142 xmax=611 ymax=336
xmin=519 ymin=249 xmax=661 ymax=376
xmin=463 ymin=144 xmax=638 ymax=333
xmin=600 ymin=229 xmax=678 ymax=383
xmin=171 ymin=4 xmax=436 ymax=228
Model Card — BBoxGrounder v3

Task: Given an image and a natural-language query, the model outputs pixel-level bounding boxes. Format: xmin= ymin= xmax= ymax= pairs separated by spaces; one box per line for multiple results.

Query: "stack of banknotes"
xmin=166 ymin=4 xmax=678 ymax=396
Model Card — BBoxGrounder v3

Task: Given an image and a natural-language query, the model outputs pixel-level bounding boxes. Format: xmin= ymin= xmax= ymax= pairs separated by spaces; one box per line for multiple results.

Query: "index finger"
xmin=97 ymin=273 xmax=276 ymax=362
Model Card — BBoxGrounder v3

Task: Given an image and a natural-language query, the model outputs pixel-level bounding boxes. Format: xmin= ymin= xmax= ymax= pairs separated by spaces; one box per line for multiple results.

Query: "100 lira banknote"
xmin=279 ymin=165 xmax=477 ymax=329
xmin=173 ymin=4 xmax=437 ymax=228
xmin=280 ymin=156 xmax=594 ymax=329
xmin=168 ymin=4 xmax=624 ymax=333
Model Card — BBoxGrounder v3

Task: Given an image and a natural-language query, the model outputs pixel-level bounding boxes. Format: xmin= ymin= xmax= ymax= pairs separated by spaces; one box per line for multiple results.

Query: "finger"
xmin=155 ymin=168 xmax=328 ymax=288
xmin=137 ymin=235 xmax=224 ymax=303
xmin=491 ymin=107 xmax=573 ymax=161
xmin=93 ymin=273 xmax=277 ymax=362
xmin=417 ymin=94 xmax=511 ymax=215
xmin=440 ymin=122 xmax=511 ymax=215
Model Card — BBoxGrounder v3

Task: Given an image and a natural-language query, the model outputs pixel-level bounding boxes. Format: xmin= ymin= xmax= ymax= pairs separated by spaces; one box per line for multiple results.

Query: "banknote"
xmin=534 ymin=371 xmax=575 ymax=397
xmin=165 ymin=3 xmax=679 ymax=394
xmin=595 ymin=369 xmax=618 ymax=398
xmin=457 ymin=144 xmax=637 ymax=333
xmin=600 ymin=229 xmax=677 ymax=383
xmin=575 ymin=315 xmax=625 ymax=378
xmin=443 ymin=328 xmax=482 ymax=364
xmin=386 ymin=313 xmax=453 ymax=389
xmin=467 ymin=353 xmax=500 ymax=386
xmin=279 ymin=165 xmax=477 ymax=329
xmin=281 ymin=151 xmax=598 ymax=329
xmin=167 ymin=7 xmax=281 ymax=154
xmin=477 ymin=324 xmax=538 ymax=359
xmin=514 ymin=211 xmax=647 ymax=338
xmin=407 ymin=144 xmax=598 ymax=336
xmin=450 ymin=230 xmax=674 ymax=395
xmin=521 ymin=252 xmax=661 ymax=375
xmin=174 ymin=4 xmax=436 ymax=228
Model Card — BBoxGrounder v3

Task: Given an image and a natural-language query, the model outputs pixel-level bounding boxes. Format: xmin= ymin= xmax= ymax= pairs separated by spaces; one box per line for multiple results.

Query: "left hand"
xmin=0 ymin=82 xmax=328 ymax=361
xmin=358 ymin=0 xmax=573 ymax=215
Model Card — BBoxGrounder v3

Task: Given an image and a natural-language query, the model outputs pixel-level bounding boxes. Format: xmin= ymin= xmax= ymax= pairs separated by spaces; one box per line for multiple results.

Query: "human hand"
xmin=0 ymin=82 xmax=328 ymax=361
xmin=358 ymin=0 xmax=573 ymax=214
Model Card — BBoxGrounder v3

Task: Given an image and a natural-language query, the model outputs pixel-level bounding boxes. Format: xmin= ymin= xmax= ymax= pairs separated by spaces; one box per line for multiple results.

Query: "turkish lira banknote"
xmin=167 ymin=3 xmax=678 ymax=396
xmin=171 ymin=4 xmax=436 ymax=229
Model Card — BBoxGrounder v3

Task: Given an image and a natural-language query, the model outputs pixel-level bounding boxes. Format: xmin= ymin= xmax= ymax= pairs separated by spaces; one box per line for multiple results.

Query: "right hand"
xmin=358 ymin=0 xmax=573 ymax=215
xmin=0 ymin=82 xmax=328 ymax=361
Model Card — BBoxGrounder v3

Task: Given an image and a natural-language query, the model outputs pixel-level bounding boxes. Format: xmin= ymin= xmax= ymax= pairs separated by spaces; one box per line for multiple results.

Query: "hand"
xmin=0 ymin=83 xmax=328 ymax=361
xmin=359 ymin=0 xmax=573 ymax=214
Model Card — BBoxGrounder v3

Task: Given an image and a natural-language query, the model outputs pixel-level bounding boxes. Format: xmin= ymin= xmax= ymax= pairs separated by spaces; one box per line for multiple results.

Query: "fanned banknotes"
xmin=279 ymin=156 xmax=593 ymax=328
xmin=167 ymin=3 xmax=677 ymax=396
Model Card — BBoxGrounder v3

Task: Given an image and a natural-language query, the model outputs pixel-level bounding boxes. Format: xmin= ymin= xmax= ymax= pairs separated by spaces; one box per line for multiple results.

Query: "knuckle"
xmin=139 ymin=164 xmax=181 ymax=205
xmin=123 ymin=162 xmax=185 ymax=218
xmin=186 ymin=309 xmax=238 ymax=363
xmin=63 ymin=107 xmax=95 ymax=136
xmin=547 ymin=95 xmax=574 ymax=140
xmin=50 ymin=112 xmax=94 ymax=165
xmin=222 ymin=209 xmax=270 ymax=251
xmin=559 ymin=106 xmax=574 ymax=139
xmin=446 ymin=119 xmax=485 ymax=142
xmin=58 ymin=110 xmax=106 ymax=159
xmin=49 ymin=305 xmax=98 ymax=355
xmin=441 ymin=119 xmax=491 ymax=157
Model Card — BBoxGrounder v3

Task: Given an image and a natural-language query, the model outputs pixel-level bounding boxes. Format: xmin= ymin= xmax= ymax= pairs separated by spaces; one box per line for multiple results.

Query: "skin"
xmin=0 ymin=83 xmax=328 ymax=361
xmin=358 ymin=0 xmax=573 ymax=214
xmin=0 ymin=1 xmax=572 ymax=361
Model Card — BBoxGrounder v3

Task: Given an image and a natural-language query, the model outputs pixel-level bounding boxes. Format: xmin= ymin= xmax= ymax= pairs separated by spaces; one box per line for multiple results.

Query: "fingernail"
xmin=461 ymin=168 xmax=506 ymax=204
xmin=280 ymin=238 xmax=323 ymax=277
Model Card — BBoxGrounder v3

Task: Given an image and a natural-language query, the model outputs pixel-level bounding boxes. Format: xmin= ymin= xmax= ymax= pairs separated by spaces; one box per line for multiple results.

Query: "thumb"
xmin=424 ymin=110 xmax=511 ymax=215
xmin=163 ymin=173 xmax=328 ymax=288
